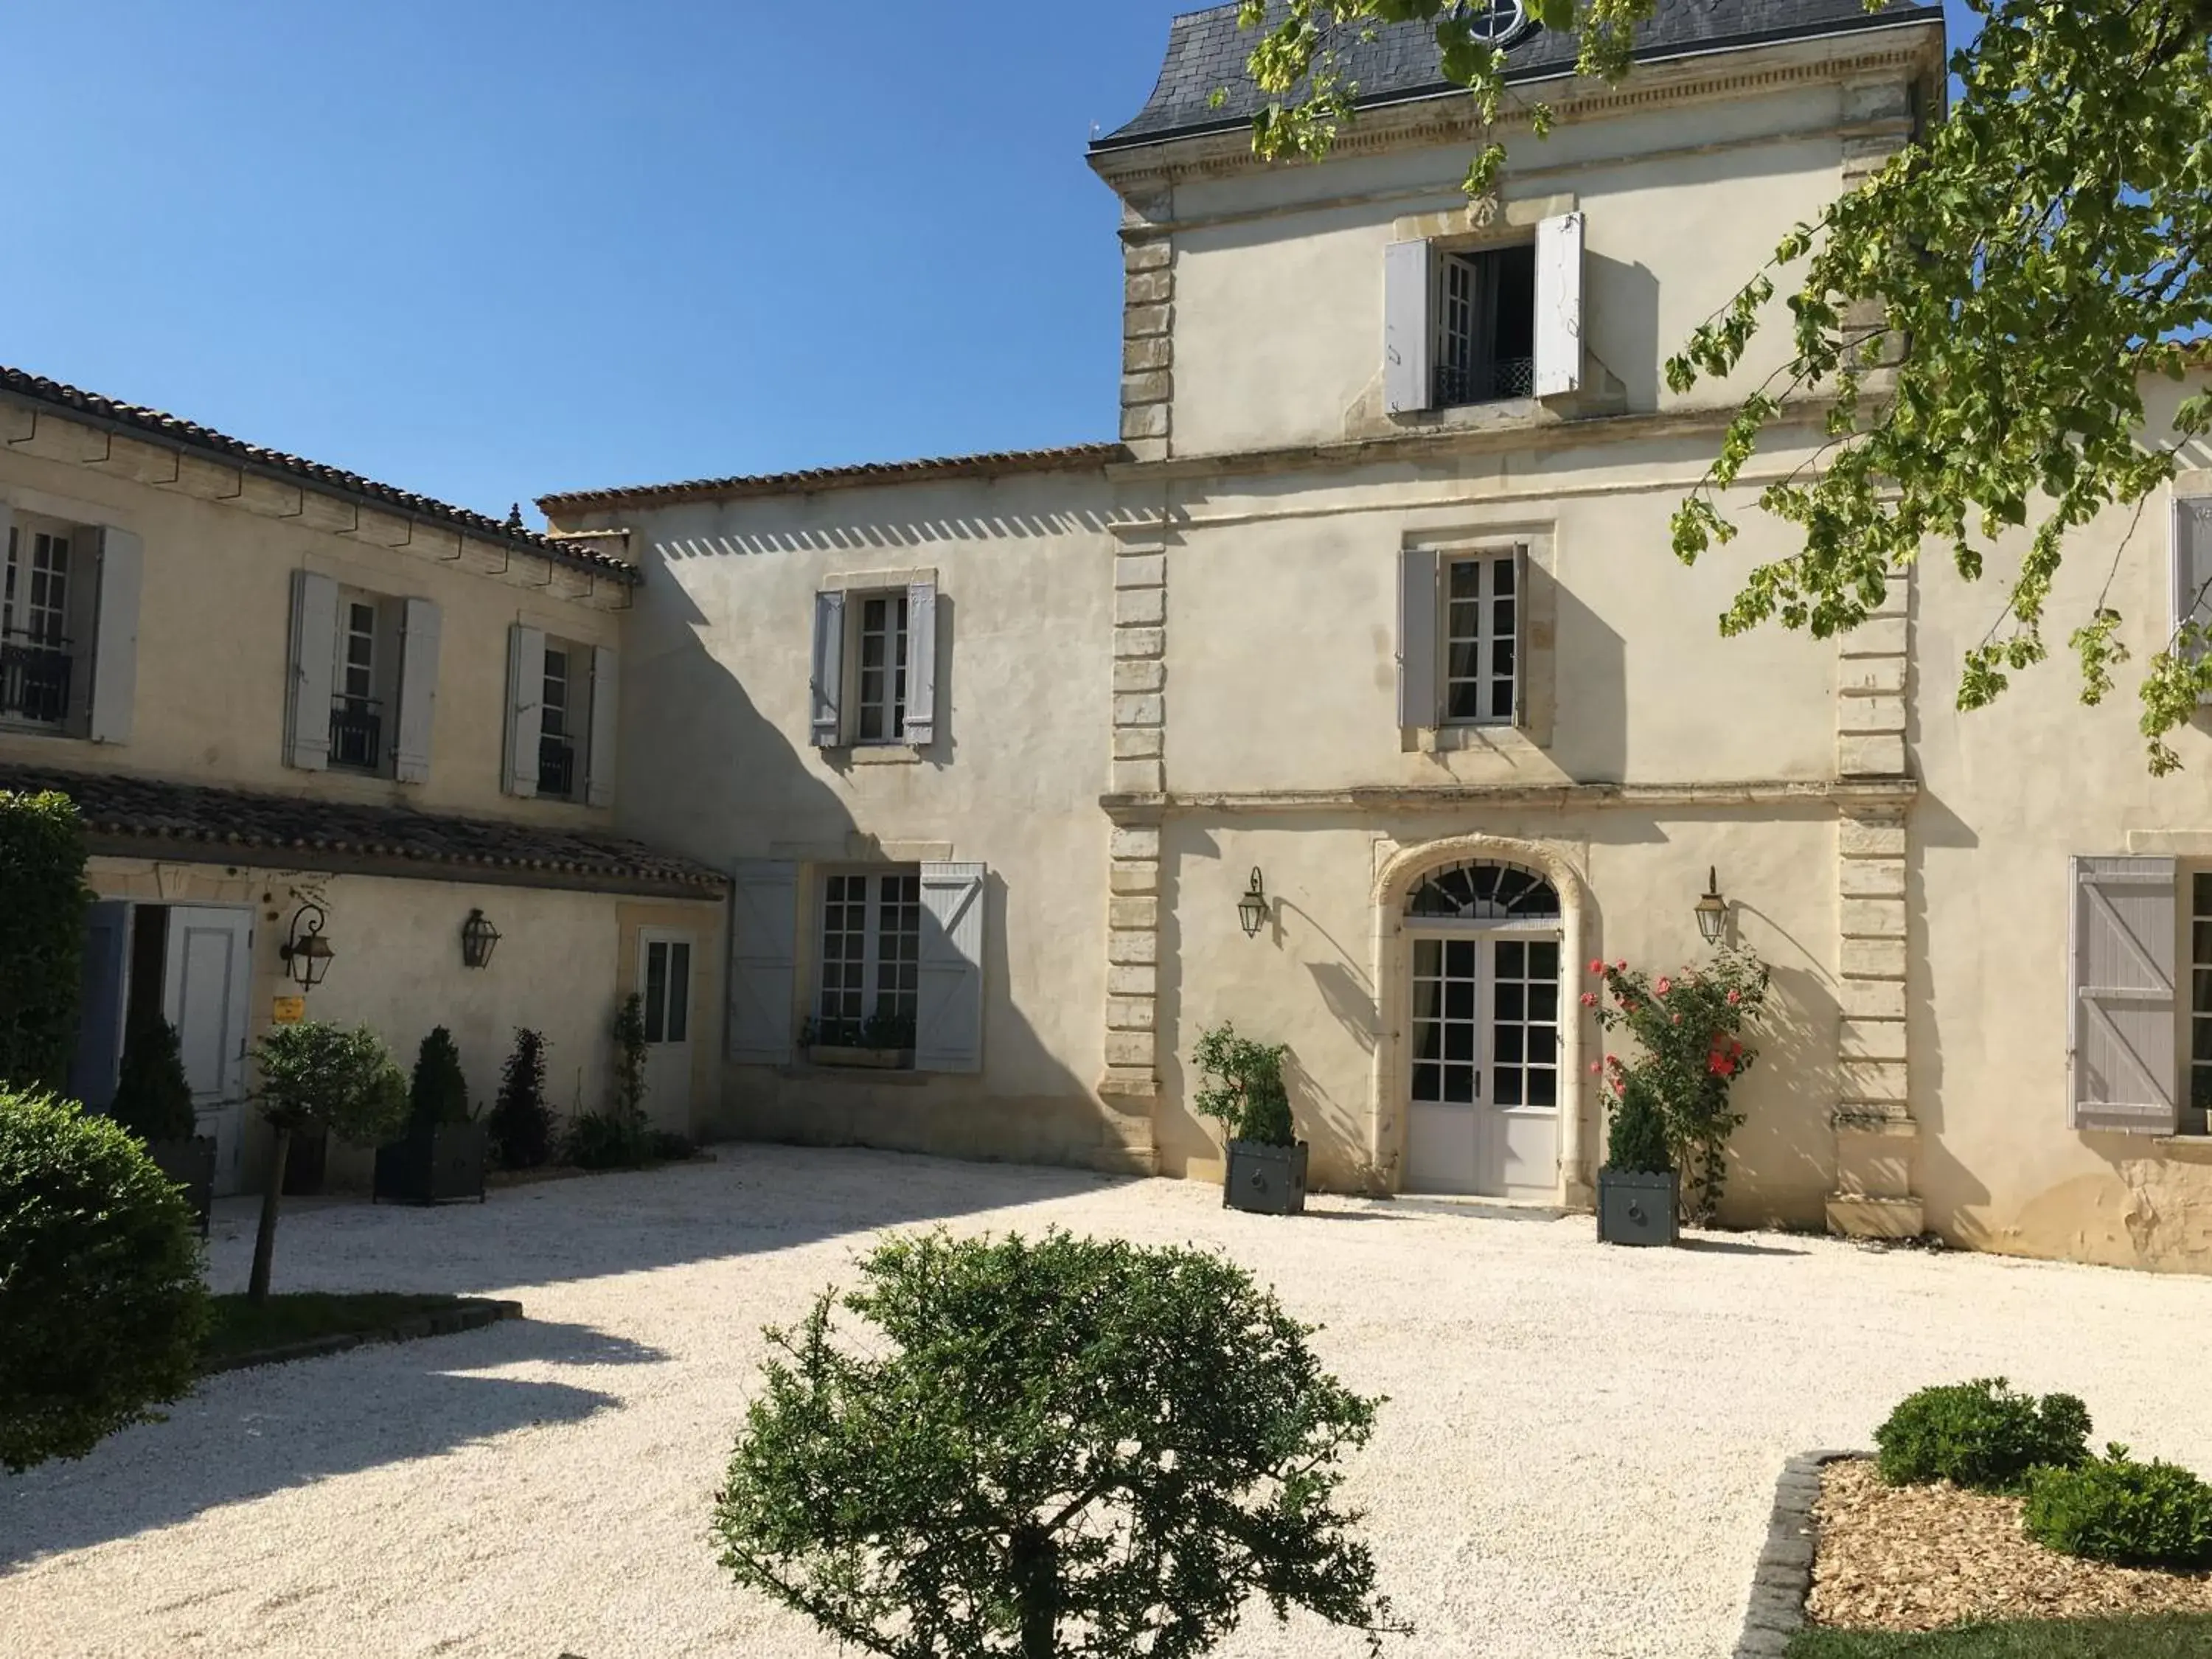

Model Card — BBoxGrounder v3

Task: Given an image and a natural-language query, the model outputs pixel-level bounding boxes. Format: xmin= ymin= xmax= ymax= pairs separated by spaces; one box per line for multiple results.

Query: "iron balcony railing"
xmin=538 ymin=734 xmax=576 ymax=798
xmin=329 ymin=696 xmax=383 ymax=771
xmin=1436 ymin=355 xmax=1536 ymax=406
xmin=0 ymin=629 xmax=72 ymax=726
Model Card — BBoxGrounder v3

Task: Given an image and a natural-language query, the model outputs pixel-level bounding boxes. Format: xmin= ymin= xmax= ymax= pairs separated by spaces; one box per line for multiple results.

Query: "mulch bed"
xmin=1807 ymin=1458 xmax=2212 ymax=1632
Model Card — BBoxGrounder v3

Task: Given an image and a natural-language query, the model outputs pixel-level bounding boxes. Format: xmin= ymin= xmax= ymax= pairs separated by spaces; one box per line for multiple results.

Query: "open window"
xmin=1385 ymin=212 xmax=1584 ymax=414
xmin=810 ymin=577 xmax=939 ymax=751
xmin=1 ymin=504 xmax=141 ymax=742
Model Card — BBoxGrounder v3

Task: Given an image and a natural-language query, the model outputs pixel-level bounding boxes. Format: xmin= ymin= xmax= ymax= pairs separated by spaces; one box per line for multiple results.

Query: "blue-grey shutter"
xmin=914 ymin=863 xmax=986 ymax=1074
xmin=728 ymin=860 xmax=799 ymax=1065
xmin=285 ymin=571 xmax=339 ymax=771
xmin=2172 ymin=498 xmax=2212 ymax=703
xmin=811 ymin=591 xmax=845 ymax=748
xmin=585 ymin=644 xmax=619 ymax=807
xmin=1397 ymin=548 xmax=1439 ymax=730
xmin=69 ymin=900 xmax=132 ymax=1110
xmin=1384 ymin=240 xmax=1433 ymax=415
xmin=504 ymin=625 xmax=546 ymax=798
xmin=2069 ymin=855 xmax=2179 ymax=1133
xmin=905 ymin=579 xmax=938 ymax=747
xmin=88 ymin=527 xmax=142 ymax=745
xmin=393 ymin=597 xmax=442 ymax=784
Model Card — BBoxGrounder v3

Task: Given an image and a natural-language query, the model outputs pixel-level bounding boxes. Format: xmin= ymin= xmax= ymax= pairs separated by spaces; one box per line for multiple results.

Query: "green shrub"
xmin=0 ymin=1088 xmax=209 ymax=1472
xmin=108 ymin=1018 xmax=198 ymax=1143
xmin=613 ymin=993 xmax=647 ymax=1121
xmin=650 ymin=1129 xmax=698 ymax=1163
xmin=407 ymin=1026 xmax=474 ymax=1129
xmin=0 ymin=791 xmax=91 ymax=1094
xmin=565 ymin=1109 xmax=654 ymax=1170
xmin=1603 ymin=1076 xmax=1673 ymax=1174
xmin=487 ymin=1029 xmax=554 ymax=1169
xmin=1192 ymin=1020 xmax=1298 ymax=1147
xmin=1874 ymin=1378 xmax=2092 ymax=1492
xmin=2024 ymin=1446 xmax=2212 ymax=1568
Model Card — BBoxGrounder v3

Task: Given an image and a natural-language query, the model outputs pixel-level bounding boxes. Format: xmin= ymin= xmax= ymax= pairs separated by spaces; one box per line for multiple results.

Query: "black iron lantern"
xmin=1694 ymin=867 xmax=1729 ymax=947
xmin=1237 ymin=868 xmax=1270 ymax=939
xmin=461 ymin=908 xmax=502 ymax=970
xmin=279 ymin=900 xmax=335 ymax=988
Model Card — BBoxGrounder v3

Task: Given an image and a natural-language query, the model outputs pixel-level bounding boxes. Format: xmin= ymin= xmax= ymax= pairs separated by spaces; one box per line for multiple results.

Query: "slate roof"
xmin=537 ymin=442 xmax=1130 ymax=514
xmin=1096 ymin=0 xmax=1944 ymax=151
xmin=0 ymin=764 xmax=726 ymax=897
xmin=0 ymin=366 xmax=640 ymax=587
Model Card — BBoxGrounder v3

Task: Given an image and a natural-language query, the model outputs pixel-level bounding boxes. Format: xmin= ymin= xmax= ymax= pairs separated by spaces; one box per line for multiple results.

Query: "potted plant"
xmin=802 ymin=1010 xmax=916 ymax=1070
xmin=374 ymin=1026 xmax=489 ymax=1206
xmin=1596 ymin=1077 xmax=1678 ymax=1247
xmin=248 ymin=1021 xmax=409 ymax=1300
xmin=107 ymin=1017 xmax=215 ymax=1237
xmin=1192 ymin=1020 xmax=1308 ymax=1215
xmin=486 ymin=1028 xmax=555 ymax=1170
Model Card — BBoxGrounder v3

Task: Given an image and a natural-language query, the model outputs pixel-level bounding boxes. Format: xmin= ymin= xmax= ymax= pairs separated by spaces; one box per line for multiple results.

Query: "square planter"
xmin=146 ymin=1135 xmax=215 ymax=1239
xmin=807 ymin=1045 xmax=910 ymax=1071
xmin=374 ymin=1121 xmax=489 ymax=1206
xmin=1597 ymin=1169 xmax=1680 ymax=1247
xmin=1223 ymin=1139 xmax=1309 ymax=1216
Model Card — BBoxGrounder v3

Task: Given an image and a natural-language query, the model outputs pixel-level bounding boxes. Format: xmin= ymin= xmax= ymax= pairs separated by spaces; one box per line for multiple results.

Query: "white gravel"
xmin=7 ymin=1146 xmax=2212 ymax=1659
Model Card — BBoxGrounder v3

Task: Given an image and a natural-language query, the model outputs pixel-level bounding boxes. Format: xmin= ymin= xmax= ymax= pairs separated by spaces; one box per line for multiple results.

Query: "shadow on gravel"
xmin=0 ymin=1318 xmax=665 ymax=1569
xmin=1678 ymin=1236 xmax=1812 ymax=1258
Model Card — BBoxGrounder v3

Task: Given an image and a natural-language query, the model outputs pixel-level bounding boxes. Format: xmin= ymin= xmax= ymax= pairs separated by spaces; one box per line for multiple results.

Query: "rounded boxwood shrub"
xmin=0 ymin=1088 xmax=210 ymax=1472
xmin=2024 ymin=1446 xmax=2212 ymax=1568
xmin=1874 ymin=1377 xmax=2091 ymax=1492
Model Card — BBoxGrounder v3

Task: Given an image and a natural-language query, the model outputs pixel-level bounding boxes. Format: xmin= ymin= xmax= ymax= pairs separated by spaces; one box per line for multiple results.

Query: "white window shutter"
xmin=905 ymin=579 xmax=938 ymax=748
xmin=728 ymin=860 xmax=799 ymax=1064
xmin=585 ymin=644 xmax=619 ymax=807
xmin=88 ymin=526 xmax=142 ymax=745
xmin=285 ymin=570 xmax=339 ymax=771
xmin=915 ymin=863 xmax=986 ymax=1074
xmin=504 ymin=624 xmax=546 ymax=799
xmin=1397 ymin=548 xmax=1440 ymax=730
xmin=811 ymin=590 xmax=846 ymax=748
xmin=2172 ymin=498 xmax=2212 ymax=702
xmin=1384 ymin=240 xmax=1434 ymax=415
xmin=392 ymin=597 xmax=442 ymax=784
xmin=2069 ymin=855 xmax=2179 ymax=1134
xmin=1534 ymin=211 xmax=1585 ymax=398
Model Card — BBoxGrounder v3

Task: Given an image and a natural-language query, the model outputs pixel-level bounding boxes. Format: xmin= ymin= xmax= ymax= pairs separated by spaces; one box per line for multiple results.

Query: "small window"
xmin=1443 ymin=552 xmax=1519 ymax=725
xmin=329 ymin=592 xmax=397 ymax=774
xmin=854 ymin=594 xmax=911 ymax=744
xmin=813 ymin=868 xmax=921 ymax=1055
xmin=1 ymin=522 xmax=77 ymax=728
xmin=643 ymin=937 xmax=692 ymax=1045
xmin=1435 ymin=244 xmax=1536 ymax=407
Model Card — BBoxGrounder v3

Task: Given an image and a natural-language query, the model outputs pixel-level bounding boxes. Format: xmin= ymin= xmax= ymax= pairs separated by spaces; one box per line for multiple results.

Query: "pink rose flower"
xmin=1671 ymin=1013 xmax=1682 ymax=1026
xmin=1655 ymin=977 xmax=1672 ymax=997
xmin=1588 ymin=1060 xmax=1602 ymax=1074
xmin=1589 ymin=959 xmax=1604 ymax=975
xmin=1615 ymin=960 xmax=1627 ymax=972
xmin=1727 ymin=988 xmax=1741 ymax=1005
xmin=1580 ymin=991 xmax=1598 ymax=1008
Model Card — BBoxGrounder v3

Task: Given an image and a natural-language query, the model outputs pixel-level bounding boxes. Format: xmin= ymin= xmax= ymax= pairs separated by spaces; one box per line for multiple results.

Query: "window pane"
xmin=1529 ymin=941 xmax=1559 ymax=978
xmin=644 ymin=942 xmax=669 ymax=1044
xmin=1444 ymin=1023 xmax=1475 ymax=1061
xmin=1413 ymin=938 xmax=1441 ymax=977
xmin=1446 ymin=939 xmax=1476 ymax=978
xmin=1444 ymin=978 xmax=1475 ymax=1020
xmin=1492 ymin=559 xmax=1515 ymax=598
xmin=1497 ymin=939 xmax=1526 ymax=976
xmin=2194 ymin=870 xmax=2212 ymax=919
xmin=667 ymin=944 xmax=691 ymax=1045
xmin=1443 ymin=1064 xmax=1476 ymax=1103
xmin=2196 ymin=970 xmax=2212 ymax=1016
xmin=1448 ymin=560 xmax=1482 ymax=601
xmin=2194 ymin=1018 xmax=2212 ymax=1065
xmin=1494 ymin=1067 xmax=1523 ymax=1106
xmin=1413 ymin=1061 xmax=1441 ymax=1102
xmin=1527 ymin=1065 xmax=1557 ymax=1107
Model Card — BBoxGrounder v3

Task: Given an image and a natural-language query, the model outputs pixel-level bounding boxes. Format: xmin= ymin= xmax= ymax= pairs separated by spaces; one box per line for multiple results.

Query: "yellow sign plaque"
xmin=271 ymin=996 xmax=307 ymax=1025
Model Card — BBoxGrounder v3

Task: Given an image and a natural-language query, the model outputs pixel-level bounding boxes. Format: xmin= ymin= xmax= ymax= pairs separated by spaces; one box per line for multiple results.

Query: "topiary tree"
xmin=713 ymin=1228 xmax=1408 ymax=1659
xmin=613 ymin=992 xmax=647 ymax=1124
xmin=487 ymin=1028 xmax=554 ymax=1169
xmin=0 ymin=1087 xmax=209 ymax=1472
xmin=1601 ymin=1075 xmax=1672 ymax=1175
xmin=246 ymin=1022 xmax=407 ymax=1301
xmin=1191 ymin=1020 xmax=1297 ymax=1148
xmin=0 ymin=790 xmax=91 ymax=1094
xmin=107 ymin=1018 xmax=198 ymax=1144
xmin=407 ymin=1026 xmax=473 ymax=1130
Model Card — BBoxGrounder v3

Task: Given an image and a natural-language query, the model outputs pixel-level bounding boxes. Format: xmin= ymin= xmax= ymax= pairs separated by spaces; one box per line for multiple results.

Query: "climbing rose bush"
xmin=1582 ymin=947 xmax=1770 ymax=1224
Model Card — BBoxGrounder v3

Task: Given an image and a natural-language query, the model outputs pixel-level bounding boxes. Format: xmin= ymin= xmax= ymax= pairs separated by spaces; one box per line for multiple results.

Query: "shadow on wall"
xmin=1585 ymin=251 xmax=1662 ymax=414
xmin=1903 ymin=785 xmax=1991 ymax=1239
xmin=1717 ymin=956 xmax=1843 ymax=1230
xmin=1547 ymin=571 xmax=1627 ymax=785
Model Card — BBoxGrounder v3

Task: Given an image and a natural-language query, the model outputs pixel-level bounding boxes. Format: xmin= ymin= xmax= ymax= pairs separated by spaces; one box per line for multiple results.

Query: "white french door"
xmin=163 ymin=906 xmax=254 ymax=1195
xmin=1403 ymin=925 xmax=1562 ymax=1198
xmin=637 ymin=929 xmax=695 ymax=1130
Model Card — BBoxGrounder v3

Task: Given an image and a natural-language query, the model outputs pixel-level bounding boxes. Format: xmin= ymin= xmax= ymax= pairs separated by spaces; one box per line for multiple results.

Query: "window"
xmin=855 ymin=594 xmax=910 ymax=743
xmin=538 ymin=644 xmax=593 ymax=799
xmin=1435 ymin=244 xmax=1536 ymax=406
xmin=329 ymin=594 xmax=392 ymax=773
xmin=1443 ymin=554 xmax=1518 ymax=724
xmin=810 ymin=578 xmax=938 ymax=751
xmin=815 ymin=869 xmax=921 ymax=1051
xmin=2191 ymin=874 xmax=2212 ymax=1131
xmin=643 ymin=936 xmax=692 ymax=1045
xmin=1 ymin=522 xmax=74 ymax=726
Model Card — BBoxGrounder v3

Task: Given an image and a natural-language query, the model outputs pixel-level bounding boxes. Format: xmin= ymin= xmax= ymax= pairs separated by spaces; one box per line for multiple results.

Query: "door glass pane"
xmin=1488 ymin=932 xmax=1559 ymax=1116
xmin=667 ymin=944 xmax=691 ymax=1045
xmin=644 ymin=941 xmax=668 ymax=1044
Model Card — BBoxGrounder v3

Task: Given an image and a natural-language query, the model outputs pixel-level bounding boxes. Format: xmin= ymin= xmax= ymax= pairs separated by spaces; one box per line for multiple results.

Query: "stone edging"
xmin=1734 ymin=1449 xmax=1863 ymax=1659
xmin=201 ymin=1298 xmax=524 ymax=1376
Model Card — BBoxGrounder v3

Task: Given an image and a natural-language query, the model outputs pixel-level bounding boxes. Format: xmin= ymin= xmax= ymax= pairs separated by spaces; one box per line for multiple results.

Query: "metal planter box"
xmin=1597 ymin=1169 xmax=1680 ymax=1247
xmin=375 ymin=1122 xmax=490 ymax=1206
xmin=807 ymin=1045 xmax=909 ymax=1071
xmin=147 ymin=1135 xmax=216 ymax=1238
xmin=1223 ymin=1139 xmax=1310 ymax=1216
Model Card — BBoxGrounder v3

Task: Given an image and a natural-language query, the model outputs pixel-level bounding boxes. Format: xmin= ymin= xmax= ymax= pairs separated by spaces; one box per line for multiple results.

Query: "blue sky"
xmin=2 ymin=2 xmax=1973 ymax=525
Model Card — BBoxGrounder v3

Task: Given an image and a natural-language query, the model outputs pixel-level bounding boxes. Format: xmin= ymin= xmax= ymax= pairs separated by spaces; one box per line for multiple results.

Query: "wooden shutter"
xmin=1397 ymin=548 xmax=1440 ymax=730
xmin=87 ymin=526 xmax=142 ymax=745
xmin=2172 ymin=498 xmax=2212 ymax=702
xmin=392 ymin=597 xmax=442 ymax=784
xmin=811 ymin=591 xmax=845 ymax=748
xmin=503 ymin=624 xmax=546 ymax=798
xmin=2069 ymin=855 xmax=2179 ymax=1133
xmin=585 ymin=644 xmax=619 ymax=807
xmin=905 ymin=579 xmax=938 ymax=748
xmin=69 ymin=900 xmax=132 ymax=1110
xmin=285 ymin=570 xmax=339 ymax=771
xmin=1384 ymin=240 xmax=1434 ymax=415
xmin=728 ymin=860 xmax=799 ymax=1065
xmin=915 ymin=862 xmax=986 ymax=1074
xmin=1534 ymin=211 xmax=1585 ymax=398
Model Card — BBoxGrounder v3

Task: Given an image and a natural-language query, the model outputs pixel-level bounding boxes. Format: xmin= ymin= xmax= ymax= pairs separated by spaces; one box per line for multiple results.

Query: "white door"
xmin=637 ymin=930 xmax=695 ymax=1132
xmin=1403 ymin=929 xmax=1562 ymax=1198
xmin=163 ymin=906 xmax=254 ymax=1195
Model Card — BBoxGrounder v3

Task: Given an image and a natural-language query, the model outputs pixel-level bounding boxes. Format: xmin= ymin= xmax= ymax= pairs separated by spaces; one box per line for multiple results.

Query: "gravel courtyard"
xmin=7 ymin=1146 xmax=2212 ymax=1659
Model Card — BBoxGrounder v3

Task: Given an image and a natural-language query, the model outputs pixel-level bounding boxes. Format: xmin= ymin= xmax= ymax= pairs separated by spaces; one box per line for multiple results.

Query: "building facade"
xmin=0 ymin=372 xmax=726 ymax=1194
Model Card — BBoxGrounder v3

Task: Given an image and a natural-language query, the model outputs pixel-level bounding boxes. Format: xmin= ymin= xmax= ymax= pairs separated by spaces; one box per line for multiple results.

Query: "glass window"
xmin=2192 ymin=875 xmax=2212 ymax=1122
xmin=855 ymin=594 xmax=910 ymax=743
xmin=1442 ymin=554 xmax=1518 ymax=726
xmin=815 ymin=869 xmax=922 ymax=1052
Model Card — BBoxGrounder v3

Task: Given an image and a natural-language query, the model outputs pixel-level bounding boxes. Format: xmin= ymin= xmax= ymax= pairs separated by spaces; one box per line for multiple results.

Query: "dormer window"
xmin=1435 ymin=244 xmax=1537 ymax=406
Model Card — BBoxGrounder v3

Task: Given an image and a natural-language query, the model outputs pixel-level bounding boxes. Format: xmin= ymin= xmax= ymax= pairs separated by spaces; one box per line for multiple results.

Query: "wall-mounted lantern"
xmin=279 ymin=900 xmax=335 ymax=989
xmin=1694 ymin=867 xmax=1729 ymax=946
xmin=1237 ymin=868 xmax=1270 ymax=939
xmin=461 ymin=908 xmax=502 ymax=970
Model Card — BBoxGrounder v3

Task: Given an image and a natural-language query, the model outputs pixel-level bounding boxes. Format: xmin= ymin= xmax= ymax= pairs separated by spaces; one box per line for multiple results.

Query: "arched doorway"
xmin=1400 ymin=859 xmax=1563 ymax=1197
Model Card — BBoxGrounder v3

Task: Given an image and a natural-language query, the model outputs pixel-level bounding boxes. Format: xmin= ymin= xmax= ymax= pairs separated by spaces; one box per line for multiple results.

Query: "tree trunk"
xmin=247 ymin=1123 xmax=292 ymax=1304
xmin=1009 ymin=1523 xmax=1057 ymax=1659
